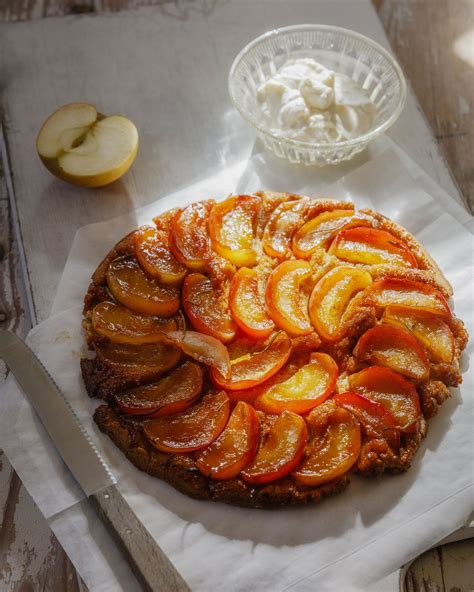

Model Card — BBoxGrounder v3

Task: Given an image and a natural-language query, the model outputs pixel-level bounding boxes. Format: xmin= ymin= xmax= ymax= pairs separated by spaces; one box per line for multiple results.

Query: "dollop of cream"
xmin=257 ymin=58 xmax=376 ymax=143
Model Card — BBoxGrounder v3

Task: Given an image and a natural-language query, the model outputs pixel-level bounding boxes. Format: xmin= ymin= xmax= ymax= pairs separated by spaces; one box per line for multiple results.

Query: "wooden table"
xmin=0 ymin=1 xmax=472 ymax=591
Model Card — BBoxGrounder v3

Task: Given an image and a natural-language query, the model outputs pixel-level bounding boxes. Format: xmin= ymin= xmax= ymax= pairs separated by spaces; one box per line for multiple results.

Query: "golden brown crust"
xmin=357 ymin=209 xmax=453 ymax=296
xmin=418 ymin=381 xmax=452 ymax=419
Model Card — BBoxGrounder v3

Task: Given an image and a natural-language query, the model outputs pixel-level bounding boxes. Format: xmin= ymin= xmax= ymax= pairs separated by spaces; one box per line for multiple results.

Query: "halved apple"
xmin=309 ymin=265 xmax=373 ymax=340
xmin=91 ymin=301 xmax=178 ymax=345
xmin=106 ymin=256 xmax=179 ymax=317
xmin=95 ymin=341 xmax=181 ymax=381
xmin=382 ymin=306 xmax=454 ymax=363
xmin=292 ymin=208 xmax=354 ymax=258
xmin=332 ymin=392 xmax=397 ymax=438
xmin=265 ymin=260 xmax=313 ymax=336
xmin=349 ymin=366 xmax=421 ymax=431
xmin=255 ymin=352 xmax=338 ymax=414
xmin=143 ymin=390 xmax=230 ymax=453
xmin=210 ymin=333 xmax=292 ymax=391
xmin=36 ymin=103 xmax=138 ymax=187
xmin=363 ymin=278 xmax=451 ymax=317
xmin=169 ymin=201 xmax=213 ymax=271
xmin=134 ymin=226 xmax=187 ymax=285
xmin=354 ymin=324 xmax=430 ymax=381
xmin=182 ymin=273 xmax=236 ymax=343
xmin=241 ymin=411 xmax=308 ymax=485
xmin=115 ymin=361 xmax=202 ymax=417
xmin=196 ymin=401 xmax=260 ymax=480
xmin=328 ymin=227 xmax=418 ymax=267
xmin=208 ymin=195 xmax=260 ymax=267
xmin=262 ymin=199 xmax=308 ymax=259
xmin=229 ymin=267 xmax=274 ymax=340
xmin=293 ymin=407 xmax=361 ymax=486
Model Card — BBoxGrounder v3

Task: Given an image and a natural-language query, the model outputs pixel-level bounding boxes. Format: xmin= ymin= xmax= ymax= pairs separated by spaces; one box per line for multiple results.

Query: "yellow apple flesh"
xmin=36 ymin=102 xmax=138 ymax=188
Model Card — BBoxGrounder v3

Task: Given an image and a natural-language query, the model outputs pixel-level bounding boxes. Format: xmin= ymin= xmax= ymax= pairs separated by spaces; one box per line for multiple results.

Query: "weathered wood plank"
xmin=375 ymin=0 xmax=474 ymax=212
xmin=405 ymin=538 xmax=474 ymax=592
xmin=0 ymin=152 xmax=86 ymax=591
xmin=0 ymin=0 xmax=96 ymax=20
xmin=0 ymin=0 xmax=43 ymax=21
xmin=0 ymin=154 xmax=30 ymax=380
xmin=43 ymin=0 xmax=96 ymax=17
xmin=0 ymin=451 xmax=88 ymax=591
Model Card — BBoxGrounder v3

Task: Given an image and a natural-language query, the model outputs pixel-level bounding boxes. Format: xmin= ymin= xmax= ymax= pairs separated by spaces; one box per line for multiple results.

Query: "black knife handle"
xmin=90 ymin=485 xmax=190 ymax=592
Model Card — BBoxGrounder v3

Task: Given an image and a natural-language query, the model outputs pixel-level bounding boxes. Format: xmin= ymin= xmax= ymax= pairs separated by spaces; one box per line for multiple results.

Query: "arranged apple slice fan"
xmin=81 ymin=192 xmax=468 ymax=508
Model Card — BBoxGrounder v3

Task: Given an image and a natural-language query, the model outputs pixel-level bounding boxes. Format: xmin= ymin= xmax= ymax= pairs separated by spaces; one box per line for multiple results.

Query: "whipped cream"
xmin=257 ymin=58 xmax=376 ymax=143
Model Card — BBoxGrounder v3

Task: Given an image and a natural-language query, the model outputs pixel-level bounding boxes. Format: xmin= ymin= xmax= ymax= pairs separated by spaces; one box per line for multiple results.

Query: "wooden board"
xmin=1 ymin=1 xmax=472 ymax=212
xmin=374 ymin=0 xmax=473 ymax=213
xmin=404 ymin=538 xmax=474 ymax=592
xmin=0 ymin=1 xmax=472 ymax=591
xmin=0 ymin=0 xmax=470 ymax=324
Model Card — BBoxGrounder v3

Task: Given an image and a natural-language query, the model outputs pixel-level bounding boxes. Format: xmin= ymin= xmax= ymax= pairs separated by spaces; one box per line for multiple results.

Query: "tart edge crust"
xmin=93 ymin=403 xmax=351 ymax=509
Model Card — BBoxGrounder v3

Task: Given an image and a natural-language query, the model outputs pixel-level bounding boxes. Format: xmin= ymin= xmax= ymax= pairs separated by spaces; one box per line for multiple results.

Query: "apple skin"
xmin=36 ymin=103 xmax=138 ymax=188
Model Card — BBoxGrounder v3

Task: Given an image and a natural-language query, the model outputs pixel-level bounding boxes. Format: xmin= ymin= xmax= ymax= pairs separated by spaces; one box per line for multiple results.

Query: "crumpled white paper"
xmin=0 ymin=142 xmax=472 ymax=592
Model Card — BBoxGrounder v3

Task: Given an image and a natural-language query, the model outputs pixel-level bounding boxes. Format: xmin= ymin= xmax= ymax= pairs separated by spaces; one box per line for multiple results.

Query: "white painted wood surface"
xmin=0 ymin=1 xmax=472 ymax=591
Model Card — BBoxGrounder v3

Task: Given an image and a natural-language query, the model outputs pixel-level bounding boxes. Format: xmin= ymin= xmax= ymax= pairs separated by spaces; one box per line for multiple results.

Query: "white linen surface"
xmin=0 ymin=143 xmax=472 ymax=592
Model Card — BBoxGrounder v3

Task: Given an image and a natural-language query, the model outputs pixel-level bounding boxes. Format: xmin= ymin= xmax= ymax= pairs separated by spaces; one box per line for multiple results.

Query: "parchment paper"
xmin=0 ymin=143 xmax=472 ymax=592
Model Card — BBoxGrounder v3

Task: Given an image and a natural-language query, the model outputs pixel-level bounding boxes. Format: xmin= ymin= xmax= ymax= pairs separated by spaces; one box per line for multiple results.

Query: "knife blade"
xmin=0 ymin=330 xmax=190 ymax=592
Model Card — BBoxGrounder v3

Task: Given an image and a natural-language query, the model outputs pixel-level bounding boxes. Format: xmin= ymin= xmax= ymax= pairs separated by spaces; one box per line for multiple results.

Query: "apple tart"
xmin=81 ymin=192 xmax=468 ymax=508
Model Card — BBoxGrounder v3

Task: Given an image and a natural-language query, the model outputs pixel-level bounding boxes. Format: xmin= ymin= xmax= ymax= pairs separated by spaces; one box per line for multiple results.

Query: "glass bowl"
xmin=228 ymin=24 xmax=406 ymax=166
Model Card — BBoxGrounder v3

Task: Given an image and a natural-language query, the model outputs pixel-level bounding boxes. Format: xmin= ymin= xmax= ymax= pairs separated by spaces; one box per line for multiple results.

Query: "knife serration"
xmin=0 ymin=331 xmax=115 ymax=495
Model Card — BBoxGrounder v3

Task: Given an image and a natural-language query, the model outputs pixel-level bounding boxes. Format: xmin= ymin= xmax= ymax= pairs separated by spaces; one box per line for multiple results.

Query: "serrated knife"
xmin=0 ymin=330 xmax=190 ymax=592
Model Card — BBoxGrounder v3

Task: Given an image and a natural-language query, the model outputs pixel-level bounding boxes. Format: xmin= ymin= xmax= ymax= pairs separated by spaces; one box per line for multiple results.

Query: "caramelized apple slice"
xmin=241 ymin=411 xmax=308 ymax=485
xmin=95 ymin=341 xmax=181 ymax=380
xmin=143 ymin=390 xmax=230 ymax=453
xmin=349 ymin=366 xmax=421 ymax=431
xmin=196 ymin=401 xmax=260 ymax=480
xmin=116 ymin=362 xmax=202 ymax=417
xmin=255 ymin=352 xmax=338 ymax=414
xmin=208 ymin=195 xmax=260 ymax=267
xmin=265 ymin=261 xmax=313 ymax=336
xmin=293 ymin=407 xmax=361 ymax=486
xmin=210 ymin=333 xmax=291 ymax=391
xmin=169 ymin=201 xmax=213 ymax=271
xmin=333 ymin=392 xmax=397 ymax=438
xmin=228 ymin=352 xmax=309 ymax=403
xmin=229 ymin=267 xmax=274 ymax=339
xmin=309 ymin=266 xmax=373 ymax=340
xmin=354 ymin=324 xmax=430 ymax=381
xmin=135 ymin=226 xmax=187 ymax=285
xmin=364 ymin=278 xmax=451 ymax=317
xmin=382 ymin=306 xmax=454 ymax=363
xmin=152 ymin=208 xmax=179 ymax=232
xmin=262 ymin=199 xmax=308 ymax=259
xmin=91 ymin=302 xmax=178 ymax=344
xmin=328 ymin=227 xmax=418 ymax=267
xmin=106 ymin=256 xmax=179 ymax=317
xmin=293 ymin=209 xmax=354 ymax=258
xmin=164 ymin=330 xmax=230 ymax=378
xmin=182 ymin=273 xmax=236 ymax=343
